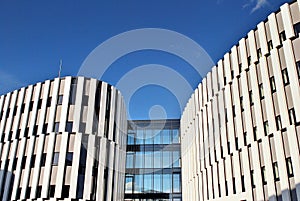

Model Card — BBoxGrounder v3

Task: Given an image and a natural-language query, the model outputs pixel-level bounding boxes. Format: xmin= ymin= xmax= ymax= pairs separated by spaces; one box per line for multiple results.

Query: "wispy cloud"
xmin=0 ymin=70 xmax=27 ymax=95
xmin=243 ymin=0 xmax=269 ymax=13
xmin=251 ymin=0 xmax=269 ymax=13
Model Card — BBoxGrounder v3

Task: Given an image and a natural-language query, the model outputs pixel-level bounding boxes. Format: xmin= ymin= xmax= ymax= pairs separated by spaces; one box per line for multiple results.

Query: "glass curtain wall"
xmin=124 ymin=119 xmax=182 ymax=201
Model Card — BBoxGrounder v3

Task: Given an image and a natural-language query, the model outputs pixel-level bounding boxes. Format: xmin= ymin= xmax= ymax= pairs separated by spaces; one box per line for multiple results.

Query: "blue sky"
xmin=0 ymin=0 xmax=290 ymax=119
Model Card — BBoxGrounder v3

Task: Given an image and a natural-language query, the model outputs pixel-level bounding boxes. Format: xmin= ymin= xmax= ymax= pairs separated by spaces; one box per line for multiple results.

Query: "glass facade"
xmin=125 ymin=119 xmax=182 ymax=201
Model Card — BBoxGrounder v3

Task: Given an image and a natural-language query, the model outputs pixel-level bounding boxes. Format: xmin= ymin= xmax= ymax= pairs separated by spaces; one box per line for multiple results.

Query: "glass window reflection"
xmin=163 ymin=174 xmax=172 ymax=193
xmin=153 ymin=174 xmax=162 ymax=193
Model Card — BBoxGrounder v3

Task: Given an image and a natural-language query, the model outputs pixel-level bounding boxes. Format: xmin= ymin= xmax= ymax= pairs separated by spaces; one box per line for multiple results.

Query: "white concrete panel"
xmin=98 ymin=82 xmax=107 ymax=137
xmin=30 ymin=134 xmax=45 ymax=198
xmin=281 ymin=3 xmax=295 ymax=39
xmin=59 ymin=76 xmax=71 ymax=132
xmin=238 ymin=38 xmax=249 ymax=70
xmin=248 ymin=30 xmax=258 ymax=64
xmin=41 ymin=132 xmax=56 ymax=198
xmin=268 ymin=13 xmax=281 ymax=48
xmin=47 ymin=78 xmax=60 ymax=133
xmin=283 ymin=40 xmax=300 ymax=122
xmin=270 ymin=49 xmax=290 ymax=127
xmin=274 ymin=131 xmax=292 ymax=201
xmin=257 ymin=22 xmax=269 ymax=56
xmin=73 ymin=77 xmax=84 ymax=133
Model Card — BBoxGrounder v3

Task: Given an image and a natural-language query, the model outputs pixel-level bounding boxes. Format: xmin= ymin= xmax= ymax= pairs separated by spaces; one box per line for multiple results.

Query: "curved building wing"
xmin=0 ymin=76 xmax=127 ymax=201
xmin=181 ymin=1 xmax=300 ymax=201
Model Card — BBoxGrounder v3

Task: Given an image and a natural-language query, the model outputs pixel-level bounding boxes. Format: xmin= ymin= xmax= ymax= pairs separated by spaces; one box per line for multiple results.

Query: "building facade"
xmin=0 ymin=77 xmax=127 ymax=201
xmin=124 ymin=119 xmax=182 ymax=201
xmin=181 ymin=1 xmax=300 ymax=201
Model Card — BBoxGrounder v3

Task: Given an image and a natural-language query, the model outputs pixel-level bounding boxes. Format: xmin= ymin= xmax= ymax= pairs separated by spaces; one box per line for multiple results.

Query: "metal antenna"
xmin=58 ymin=59 xmax=62 ymax=78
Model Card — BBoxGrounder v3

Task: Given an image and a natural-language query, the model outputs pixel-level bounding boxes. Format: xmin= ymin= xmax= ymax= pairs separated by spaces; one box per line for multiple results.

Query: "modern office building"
xmin=1 ymin=1 xmax=300 ymax=201
xmin=124 ymin=119 xmax=182 ymax=201
xmin=0 ymin=77 xmax=127 ymax=201
xmin=181 ymin=1 xmax=300 ymax=201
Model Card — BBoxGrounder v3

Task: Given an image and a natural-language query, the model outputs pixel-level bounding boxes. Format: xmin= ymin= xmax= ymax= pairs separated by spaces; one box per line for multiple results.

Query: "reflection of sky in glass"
xmin=125 ymin=121 xmax=181 ymax=198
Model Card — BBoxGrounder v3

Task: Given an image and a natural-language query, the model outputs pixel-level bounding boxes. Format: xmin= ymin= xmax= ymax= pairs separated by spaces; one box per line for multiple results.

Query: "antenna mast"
xmin=58 ymin=59 xmax=62 ymax=78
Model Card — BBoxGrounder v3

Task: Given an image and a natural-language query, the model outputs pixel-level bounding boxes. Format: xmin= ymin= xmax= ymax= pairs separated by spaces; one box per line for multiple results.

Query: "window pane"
xmin=127 ymin=134 xmax=135 ymax=145
xmin=135 ymin=152 xmax=144 ymax=168
xmin=126 ymin=152 xmax=134 ymax=168
xmin=153 ymin=151 xmax=162 ymax=168
xmin=144 ymin=174 xmax=153 ymax=192
xmin=173 ymin=173 xmax=181 ymax=193
xmin=172 ymin=129 xmax=179 ymax=143
xmin=154 ymin=130 xmax=162 ymax=144
xmin=162 ymin=129 xmax=170 ymax=144
xmin=134 ymin=174 xmax=143 ymax=193
xmin=144 ymin=151 xmax=153 ymax=168
xmin=163 ymin=174 xmax=172 ymax=193
xmin=145 ymin=129 xmax=154 ymax=144
xmin=52 ymin=153 xmax=59 ymax=165
xmin=125 ymin=175 xmax=133 ymax=194
xmin=162 ymin=151 xmax=171 ymax=168
xmin=153 ymin=174 xmax=162 ymax=193
xmin=136 ymin=130 xmax=144 ymax=145
xmin=172 ymin=151 xmax=180 ymax=167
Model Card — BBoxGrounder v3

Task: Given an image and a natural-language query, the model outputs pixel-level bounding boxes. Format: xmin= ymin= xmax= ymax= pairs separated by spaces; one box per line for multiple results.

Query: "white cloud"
xmin=242 ymin=0 xmax=269 ymax=13
xmin=251 ymin=0 xmax=269 ymax=13
xmin=0 ymin=70 xmax=27 ymax=95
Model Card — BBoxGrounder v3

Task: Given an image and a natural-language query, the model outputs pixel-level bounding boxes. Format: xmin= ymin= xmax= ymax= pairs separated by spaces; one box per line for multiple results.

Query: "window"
xmin=54 ymin=122 xmax=59 ymax=132
xmin=46 ymin=97 xmax=52 ymax=107
xmin=173 ymin=173 xmax=181 ymax=193
xmin=29 ymin=101 xmax=34 ymax=111
xmin=52 ymin=152 xmax=59 ymax=165
xmin=69 ymin=78 xmax=77 ymax=105
xmin=276 ymin=115 xmax=282 ymax=130
xmin=48 ymin=185 xmax=55 ymax=197
xmin=251 ymin=170 xmax=255 ymax=188
xmin=42 ymin=124 xmax=48 ymax=134
xmin=37 ymin=99 xmax=42 ymax=110
xmin=66 ymin=152 xmax=73 ymax=166
xmin=294 ymin=23 xmax=300 ymax=37
xmin=225 ymin=108 xmax=228 ymax=122
xmin=244 ymin=132 xmax=247 ymax=146
xmin=224 ymin=77 xmax=227 ymax=86
xmin=21 ymin=156 xmax=27 ymax=169
xmin=231 ymin=70 xmax=234 ymax=79
xmin=36 ymin=186 xmax=42 ymax=198
xmin=253 ymin=127 xmax=257 ymax=141
xmin=289 ymin=108 xmax=296 ymax=125
xmin=257 ymin=48 xmax=262 ymax=58
xmin=30 ymin=155 xmax=36 ymax=168
xmin=248 ymin=56 xmax=251 ymax=66
xmin=297 ymin=61 xmax=300 ymax=79
xmin=282 ymin=68 xmax=290 ymax=86
xmin=263 ymin=121 xmax=269 ymax=136
xmin=259 ymin=84 xmax=264 ymax=99
xmin=241 ymin=175 xmax=245 ymax=192
xmin=286 ymin=157 xmax=294 ymax=177
xmin=279 ymin=31 xmax=286 ymax=44
xmin=261 ymin=166 xmax=267 ymax=185
xmin=66 ymin=122 xmax=73 ymax=132
xmin=270 ymin=77 xmax=276 ymax=93
xmin=240 ymin=97 xmax=244 ymax=112
xmin=57 ymin=95 xmax=63 ymax=105
xmin=268 ymin=40 xmax=273 ymax=52
xmin=61 ymin=185 xmax=70 ymax=198
xmin=232 ymin=105 xmax=236 ymax=117
xmin=249 ymin=90 xmax=254 ymax=105
xmin=273 ymin=162 xmax=280 ymax=181
xmin=41 ymin=153 xmax=47 ymax=166
xmin=239 ymin=63 xmax=242 ymax=74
